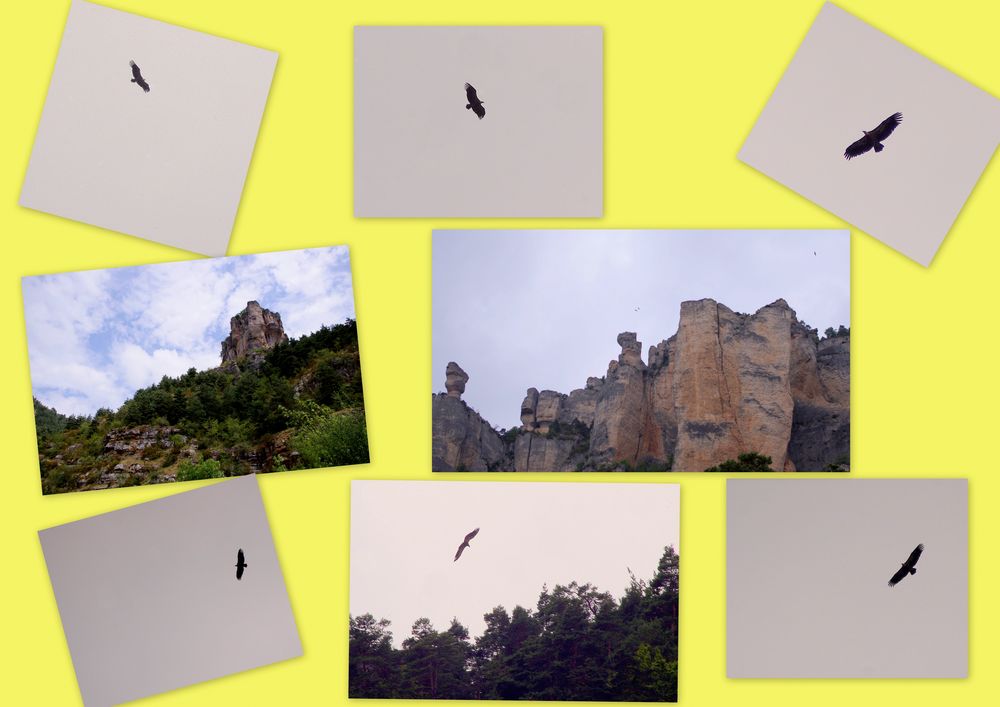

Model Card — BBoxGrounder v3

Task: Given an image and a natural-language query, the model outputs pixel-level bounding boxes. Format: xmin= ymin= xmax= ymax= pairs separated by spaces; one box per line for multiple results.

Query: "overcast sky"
xmin=23 ymin=246 xmax=354 ymax=416
xmin=350 ymin=481 xmax=680 ymax=647
xmin=738 ymin=3 xmax=1000 ymax=266
xmin=354 ymin=27 xmax=601 ymax=216
xmin=727 ymin=479 xmax=967 ymax=677
xmin=433 ymin=230 xmax=850 ymax=428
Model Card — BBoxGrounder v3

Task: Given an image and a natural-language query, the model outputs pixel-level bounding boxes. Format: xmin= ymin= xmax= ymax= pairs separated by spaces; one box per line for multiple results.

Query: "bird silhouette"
xmin=465 ymin=83 xmax=485 ymax=120
xmin=844 ymin=112 xmax=902 ymax=159
xmin=454 ymin=527 xmax=480 ymax=561
xmin=236 ymin=548 xmax=247 ymax=580
xmin=129 ymin=60 xmax=150 ymax=93
xmin=888 ymin=543 xmax=923 ymax=587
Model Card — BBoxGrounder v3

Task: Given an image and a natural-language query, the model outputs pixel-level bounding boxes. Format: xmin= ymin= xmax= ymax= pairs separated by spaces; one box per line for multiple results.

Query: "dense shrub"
xmin=176 ymin=459 xmax=224 ymax=481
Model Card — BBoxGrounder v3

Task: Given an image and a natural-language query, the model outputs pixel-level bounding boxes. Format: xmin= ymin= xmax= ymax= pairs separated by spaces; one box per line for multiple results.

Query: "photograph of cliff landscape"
xmin=433 ymin=230 xmax=849 ymax=472
xmin=24 ymin=246 xmax=367 ymax=494
xmin=350 ymin=480 xmax=680 ymax=701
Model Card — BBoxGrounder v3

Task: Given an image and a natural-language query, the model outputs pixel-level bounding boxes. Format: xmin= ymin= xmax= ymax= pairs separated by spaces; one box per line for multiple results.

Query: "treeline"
xmin=36 ymin=319 xmax=367 ymax=493
xmin=115 ymin=319 xmax=364 ymax=436
xmin=350 ymin=546 xmax=679 ymax=702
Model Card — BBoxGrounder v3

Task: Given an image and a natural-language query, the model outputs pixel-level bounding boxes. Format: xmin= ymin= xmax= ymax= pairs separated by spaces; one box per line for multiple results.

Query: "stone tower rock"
xmin=220 ymin=301 xmax=289 ymax=364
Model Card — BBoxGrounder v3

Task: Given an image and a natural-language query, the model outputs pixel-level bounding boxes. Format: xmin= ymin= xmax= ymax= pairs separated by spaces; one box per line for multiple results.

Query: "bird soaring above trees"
xmin=465 ymin=83 xmax=485 ymax=120
xmin=454 ymin=527 xmax=480 ymax=561
xmin=236 ymin=548 xmax=247 ymax=580
xmin=888 ymin=543 xmax=923 ymax=587
xmin=844 ymin=112 xmax=902 ymax=159
xmin=129 ymin=60 xmax=150 ymax=93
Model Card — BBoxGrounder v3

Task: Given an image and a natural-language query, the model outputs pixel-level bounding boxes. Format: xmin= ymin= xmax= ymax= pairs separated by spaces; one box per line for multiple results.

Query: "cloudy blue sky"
xmin=23 ymin=246 xmax=355 ymax=416
xmin=434 ymin=230 xmax=850 ymax=428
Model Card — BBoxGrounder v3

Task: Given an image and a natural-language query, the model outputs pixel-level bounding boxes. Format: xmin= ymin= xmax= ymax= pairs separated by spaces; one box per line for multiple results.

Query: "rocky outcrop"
xmin=220 ymin=301 xmax=288 ymax=364
xmin=103 ymin=425 xmax=184 ymax=454
xmin=446 ymin=362 xmax=469 ymax=399
xmin=433 ymin=299 xmax=850 ymax=472
xmin=432 ymin=395 xmax=509 ymax=471
xmin=432 ymin=362 xmax=510 ymax=471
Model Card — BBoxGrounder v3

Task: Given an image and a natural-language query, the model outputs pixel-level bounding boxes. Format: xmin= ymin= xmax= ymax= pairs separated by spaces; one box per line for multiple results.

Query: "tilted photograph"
xmin=19 ymin=0 xmax=277 ymax=255
xmin=738 ymin=2 xmax=1000 ymax=266
xmin=350 ymin=480 xmax=680 ymax=701
xmin=727 ymin=479 xmax=968 ymax=677
xmin=432 ymin=230 xmax=850 ymax=472
xmin=24 ymin=246 xmax=367 ymax=494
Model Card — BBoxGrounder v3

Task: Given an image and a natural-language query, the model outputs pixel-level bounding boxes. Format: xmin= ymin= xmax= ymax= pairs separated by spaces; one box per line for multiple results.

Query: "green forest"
xmin=35 ymin=319 xmax=367 ymax=494
xmin=350 ymin=546 xmax=679 ymax=702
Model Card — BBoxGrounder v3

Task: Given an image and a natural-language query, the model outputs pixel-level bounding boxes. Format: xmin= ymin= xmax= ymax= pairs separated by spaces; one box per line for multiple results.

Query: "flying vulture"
xmin=236 ymin=548 xmax=247 ymax=580
xmin=465 ymin=83 xmax=485 ymax=120
xmin=454 ymin=527 xmax=480 ymax=562
xmin=129 ymin=60 xmax=150 ymax=93
xmin=887 ymin=543 xmax=923 ymax=587
xmin=844 ymin=112 xmax=902 ymax=159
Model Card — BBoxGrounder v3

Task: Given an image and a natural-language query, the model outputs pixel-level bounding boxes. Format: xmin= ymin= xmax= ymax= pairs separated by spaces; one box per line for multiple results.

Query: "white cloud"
xmin=24 ymin=247 xmax=355 ymax=416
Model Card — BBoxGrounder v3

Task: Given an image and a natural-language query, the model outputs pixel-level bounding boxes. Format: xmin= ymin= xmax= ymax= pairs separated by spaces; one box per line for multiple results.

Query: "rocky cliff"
xmin=432 ymin=299 xmax=849 ymax=472
xmin=220 ymin=301 xmax=289 ymax=364
xmin=432 ymin=362 xmax=510 ymax=471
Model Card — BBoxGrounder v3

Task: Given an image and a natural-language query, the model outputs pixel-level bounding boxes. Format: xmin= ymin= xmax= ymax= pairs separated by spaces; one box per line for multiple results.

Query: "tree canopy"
xmin=350 ymin=545 xmax=679 ymax=701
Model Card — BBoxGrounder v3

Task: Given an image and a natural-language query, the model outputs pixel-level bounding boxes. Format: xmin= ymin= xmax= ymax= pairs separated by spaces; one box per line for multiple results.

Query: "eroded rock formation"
xmin=432 ymin=299 xmax=849 ymax=472
xmin=220 ymin=301 xmax=288 ymax=364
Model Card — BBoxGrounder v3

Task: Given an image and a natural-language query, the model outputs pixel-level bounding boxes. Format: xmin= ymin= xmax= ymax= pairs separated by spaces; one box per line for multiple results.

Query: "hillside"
xmin=433 ymin=298 xmax=849 ymax=472
xmin=35 ymin=318 xmax=367 ymax=494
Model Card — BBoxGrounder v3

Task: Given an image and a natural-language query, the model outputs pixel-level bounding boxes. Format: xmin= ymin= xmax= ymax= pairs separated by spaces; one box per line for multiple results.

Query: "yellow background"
xmin=1 ymin=0 xmax=996 ymax=704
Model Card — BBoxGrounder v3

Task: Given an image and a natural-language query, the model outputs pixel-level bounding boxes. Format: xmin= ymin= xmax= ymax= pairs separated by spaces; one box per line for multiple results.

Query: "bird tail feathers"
xmin=873 ymin=143 xmax=884 ymax=153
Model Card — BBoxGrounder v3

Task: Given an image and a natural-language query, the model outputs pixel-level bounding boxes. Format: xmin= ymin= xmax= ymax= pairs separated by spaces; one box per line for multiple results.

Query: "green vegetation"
xmin=823 ymin=325 xmax=850 ymax=340
xmin=35 ymin=319 xmax=367 ymax=494
xmin=350 ymin=546 xmax=679 ymax=701
xmin=176 ymin=459 xmax=224 ymax=481
xmin=704 ymin=452 xmax=774 ymax=472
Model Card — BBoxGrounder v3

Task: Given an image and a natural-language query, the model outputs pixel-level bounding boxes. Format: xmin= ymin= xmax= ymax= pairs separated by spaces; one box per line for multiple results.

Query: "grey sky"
xmin=433 ymin=229 xmax=849 ymax=429
xmin=739 ymin=3 xmax=1000 ymax=266
xmin=354 ymin=26 xmax=602 ymax=216
xmin=20 ymin=1 xmax=276 ymax=255
xmin=39 ymin=475 xmax=301 ymax=705
xmin=350 ymin=481 xmax=679 ymax=647
xmin=727 ymin=479 xmax=967 ymax=677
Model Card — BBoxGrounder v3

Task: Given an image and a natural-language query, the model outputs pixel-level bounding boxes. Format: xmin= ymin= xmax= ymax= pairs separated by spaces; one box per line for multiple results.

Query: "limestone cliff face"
xmin=220 ymin=301 xmax=289 ymax=364
xmin=432 ymin=299 xmax=850 ymax=472
xmin=431 ymin=363 xmax=509 ymax=471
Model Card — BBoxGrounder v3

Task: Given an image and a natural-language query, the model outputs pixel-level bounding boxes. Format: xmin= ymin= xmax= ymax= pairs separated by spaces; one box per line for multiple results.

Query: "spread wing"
xmin=472 ymin=103 xmax=485 ymax=119
xmin=465 ymin=83 xmax=478 ymax=103
xmin=130 ymin=60 xmax=140 ymax=80
xmin=887 ymin=565 xmax=908 ymax=587
xmin=870 ymin=112 xmax=902 ymax=142
xmin=454 ymin=528 xmax=479 ymax=561
xmin=844 ymin=135 xmax=873 ymax=160
xmin=905 ymin=543 xmax=924 ymax=568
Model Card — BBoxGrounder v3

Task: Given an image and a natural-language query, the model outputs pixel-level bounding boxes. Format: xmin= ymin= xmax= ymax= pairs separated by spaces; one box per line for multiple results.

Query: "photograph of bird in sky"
xmin=350 ymin=480 xmax=681 ymax=701
xmin=738 ymin=3 xmax=1000 ymax=266
xmin=727 ymin=479 xmax=967 ymax=678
